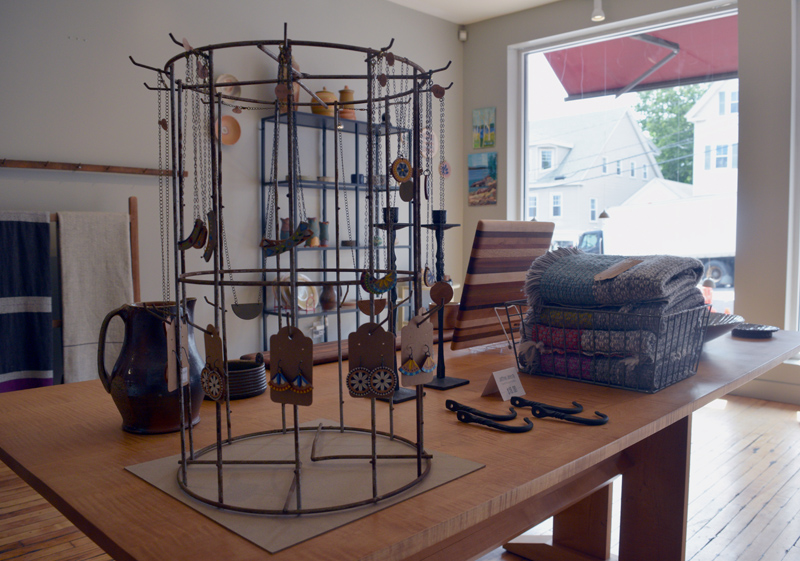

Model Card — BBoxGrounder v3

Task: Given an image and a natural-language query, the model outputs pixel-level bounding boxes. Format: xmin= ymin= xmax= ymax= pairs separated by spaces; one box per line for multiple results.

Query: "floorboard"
xmin=477 ymin=396 xmax=800 ymax=561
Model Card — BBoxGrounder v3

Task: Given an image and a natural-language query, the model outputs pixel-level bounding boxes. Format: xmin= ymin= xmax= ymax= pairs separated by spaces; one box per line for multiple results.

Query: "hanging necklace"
xmin=157 ymin=73 xmax=171 ymax=301
xmin=422 ymin=81 xmax=435 ymax=287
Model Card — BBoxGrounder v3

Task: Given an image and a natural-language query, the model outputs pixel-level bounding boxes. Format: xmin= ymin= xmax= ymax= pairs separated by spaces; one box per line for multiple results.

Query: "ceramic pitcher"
xmin=97 ymin=299 xmax=203 ymax=434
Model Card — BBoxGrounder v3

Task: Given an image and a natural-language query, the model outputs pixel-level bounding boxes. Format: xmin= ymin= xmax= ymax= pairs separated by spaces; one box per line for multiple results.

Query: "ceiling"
xmin=385 ymin=0 xmax=561 ymax=25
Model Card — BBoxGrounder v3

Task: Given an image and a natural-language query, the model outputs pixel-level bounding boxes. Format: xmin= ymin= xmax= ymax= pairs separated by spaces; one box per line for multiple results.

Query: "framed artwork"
xmin=468 ymin=152 xmax=497 ymax=206
xmin=472 ymin=107 xmax=496 ymax=148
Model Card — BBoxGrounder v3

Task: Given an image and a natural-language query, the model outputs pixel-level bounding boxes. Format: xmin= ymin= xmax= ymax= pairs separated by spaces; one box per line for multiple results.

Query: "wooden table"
xmin=1 ymin=331 xmax=799 ymax=561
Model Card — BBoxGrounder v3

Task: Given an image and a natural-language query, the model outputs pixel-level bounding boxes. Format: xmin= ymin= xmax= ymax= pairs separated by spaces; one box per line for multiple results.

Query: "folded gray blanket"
xmin=525 ymin=247 xmax=705 ymax=312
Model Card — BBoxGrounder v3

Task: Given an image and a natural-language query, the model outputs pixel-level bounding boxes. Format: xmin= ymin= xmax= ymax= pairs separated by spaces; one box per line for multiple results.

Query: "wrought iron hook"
xmin=446 ymin=400 xmax=517 ymax=422
xmin=530 ymin=406 xmax=609 ymax=426
xmin=129 ymin=56 xmax=167 ymax=75
xmin=510 ymin=397 xmax=584 ymax=415
xmin=455 ymin=410 xmax=533 ymax=433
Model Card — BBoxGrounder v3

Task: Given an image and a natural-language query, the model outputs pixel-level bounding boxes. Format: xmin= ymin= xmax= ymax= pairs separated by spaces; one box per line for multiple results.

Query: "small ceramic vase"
xmin=319 ymin=221 xmax=329 ymax=247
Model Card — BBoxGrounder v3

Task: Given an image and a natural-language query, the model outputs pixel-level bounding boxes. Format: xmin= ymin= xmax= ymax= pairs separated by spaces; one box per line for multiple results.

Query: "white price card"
xmin=481 ymin=367 xmax=525 ymax=401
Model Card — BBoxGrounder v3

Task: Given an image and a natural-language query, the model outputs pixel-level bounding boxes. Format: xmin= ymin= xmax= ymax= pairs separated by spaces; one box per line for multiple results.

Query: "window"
xmin=540 ymin=148 xmax=554 ymax=170
xmin=718 ymin=91 xmax=726 ymax=115
xmin=523 ymin=13 xmax=738 ymax=311
xmin=731 ymin=91 xmax=739 ymax=113
xmin=716 ymin=145 xmax=728 ymax=168
xmin=552 ymin=193 xmax=562 ymax=217
xmin=732 ymin=143 xmax=738 ymax=169
xmin=528 ymin=194 xmax=538 ymax=220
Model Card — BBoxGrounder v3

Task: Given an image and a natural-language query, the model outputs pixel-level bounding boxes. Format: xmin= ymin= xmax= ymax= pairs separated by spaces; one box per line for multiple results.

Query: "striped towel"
xmin=0 ymin=211 xmax=53 ymax=392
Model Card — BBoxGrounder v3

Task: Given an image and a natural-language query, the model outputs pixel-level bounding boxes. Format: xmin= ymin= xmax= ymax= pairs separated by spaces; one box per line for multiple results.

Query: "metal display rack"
xmin=132 ymin=27 xmax=451 ymax=516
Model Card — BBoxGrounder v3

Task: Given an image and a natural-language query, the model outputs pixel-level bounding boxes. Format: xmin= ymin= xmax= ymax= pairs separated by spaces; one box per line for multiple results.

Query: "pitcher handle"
xmin=339 ymin=284 xmax=350 ymax=307
xmin=97 ymin=305 xmax=127 ymax=393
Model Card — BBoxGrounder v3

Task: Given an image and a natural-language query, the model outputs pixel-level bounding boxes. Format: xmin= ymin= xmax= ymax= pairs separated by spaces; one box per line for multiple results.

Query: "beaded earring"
xmin=421 ymin=345 xmax=436 ymax=373
xmin=399 ymin=346 xmax=420 ymax=376
xmin=268 ymin=360 xmax=290 ymax=391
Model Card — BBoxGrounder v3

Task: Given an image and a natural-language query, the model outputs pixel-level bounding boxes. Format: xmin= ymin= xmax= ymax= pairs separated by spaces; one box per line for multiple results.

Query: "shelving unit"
xmin=259 ymin=111 xmax=413 ymax=349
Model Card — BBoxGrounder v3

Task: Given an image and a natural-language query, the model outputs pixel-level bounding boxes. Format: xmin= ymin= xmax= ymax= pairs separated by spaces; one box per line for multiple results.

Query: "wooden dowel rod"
xmin=128 ymin=196 xmax=141 ymax=302
xmin=1 ymin=158 xmax=186 ymax=177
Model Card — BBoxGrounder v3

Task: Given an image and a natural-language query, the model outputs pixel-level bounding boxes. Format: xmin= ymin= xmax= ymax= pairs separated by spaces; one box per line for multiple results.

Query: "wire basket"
xmin=505 ymin=301 xmax=709 ymax=393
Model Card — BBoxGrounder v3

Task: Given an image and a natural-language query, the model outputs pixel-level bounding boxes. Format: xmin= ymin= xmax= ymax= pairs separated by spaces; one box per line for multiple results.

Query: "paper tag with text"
xmin=481 ymin=367 xmax=525 ymax=401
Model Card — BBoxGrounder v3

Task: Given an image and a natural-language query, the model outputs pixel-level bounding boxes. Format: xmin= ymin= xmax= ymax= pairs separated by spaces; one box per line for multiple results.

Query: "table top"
xmin=1 ymin=331 xmax=799 ymax=561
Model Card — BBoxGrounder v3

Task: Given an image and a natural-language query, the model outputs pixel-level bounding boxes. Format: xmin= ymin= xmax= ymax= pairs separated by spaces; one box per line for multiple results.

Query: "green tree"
xmin=635 ymin=84 xmax=708 ymax=184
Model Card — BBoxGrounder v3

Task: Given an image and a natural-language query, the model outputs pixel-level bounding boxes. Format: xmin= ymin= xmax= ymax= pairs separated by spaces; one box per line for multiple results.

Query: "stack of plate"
xmin=225 ymin=358 xmax=267 ymax=400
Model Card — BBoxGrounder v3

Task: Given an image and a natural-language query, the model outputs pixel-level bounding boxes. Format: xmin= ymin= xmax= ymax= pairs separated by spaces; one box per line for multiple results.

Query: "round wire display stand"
xmin=134 ymin=24 xmax=451 ymax=520
xmin=177 ymin=424 xmax=432 ymax=515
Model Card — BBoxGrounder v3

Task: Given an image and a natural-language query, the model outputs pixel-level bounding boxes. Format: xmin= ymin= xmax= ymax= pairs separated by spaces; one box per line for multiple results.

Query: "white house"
xmin=686 ymin=79 xmax=739 ymax=196
xmin=526 ymin=107 xmax=662 ymax=246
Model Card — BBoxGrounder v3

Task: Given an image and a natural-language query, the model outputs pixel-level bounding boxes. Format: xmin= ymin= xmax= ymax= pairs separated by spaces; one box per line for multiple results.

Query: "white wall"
xmin=462 ymin=0 xmax=800 ymax=403
xmin=0 ymin=0 xmax=463 ymax=361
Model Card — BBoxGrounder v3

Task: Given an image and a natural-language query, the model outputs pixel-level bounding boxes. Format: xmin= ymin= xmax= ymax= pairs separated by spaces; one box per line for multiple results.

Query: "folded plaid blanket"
xmin=532 ymin=324 xmax=658 ymax=358
xmin=525 ymin=247 xmax=704 ymax=312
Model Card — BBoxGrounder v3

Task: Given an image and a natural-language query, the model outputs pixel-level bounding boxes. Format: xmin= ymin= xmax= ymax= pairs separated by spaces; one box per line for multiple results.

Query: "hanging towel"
xmin=58 ymin=212 xmax=133 ymax=383
xmin=0 ymin=211 xmax=53 ymax=392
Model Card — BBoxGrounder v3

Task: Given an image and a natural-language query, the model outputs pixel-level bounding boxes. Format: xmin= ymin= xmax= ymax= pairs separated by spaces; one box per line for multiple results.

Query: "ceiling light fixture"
xmin=591 ymin=0 xmax=605 ymax=22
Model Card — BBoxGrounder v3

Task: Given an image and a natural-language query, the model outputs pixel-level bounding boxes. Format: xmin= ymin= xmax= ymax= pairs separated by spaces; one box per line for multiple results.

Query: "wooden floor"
xmin=1 ymin=395 xmax=799 ymax=561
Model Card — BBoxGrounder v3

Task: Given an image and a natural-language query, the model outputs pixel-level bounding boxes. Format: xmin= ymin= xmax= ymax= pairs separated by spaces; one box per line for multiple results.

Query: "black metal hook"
xmin=168 ymin=32 xmax=185 ymax=48
xmin=455 ymin=410 xmax=533 ymax=433
xmin=530 ymin=406 xmax=609 ymax=426
xmin=445 ymin=400 xmax=517 ymax=422
xmin=129 ymin=56 xmax=168 ymax=75
xmin=510 ymin=397 xmax=583 ymax=415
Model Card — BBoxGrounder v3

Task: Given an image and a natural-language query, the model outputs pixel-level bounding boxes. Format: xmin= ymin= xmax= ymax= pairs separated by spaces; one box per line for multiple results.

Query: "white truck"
xmin=577 ymin=193 xmax=737 ymax=286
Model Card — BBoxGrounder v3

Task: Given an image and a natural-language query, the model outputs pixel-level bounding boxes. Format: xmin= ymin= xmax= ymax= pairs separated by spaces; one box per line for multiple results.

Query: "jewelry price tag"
xmin=481 ymin=367 xmax=525 ymax=401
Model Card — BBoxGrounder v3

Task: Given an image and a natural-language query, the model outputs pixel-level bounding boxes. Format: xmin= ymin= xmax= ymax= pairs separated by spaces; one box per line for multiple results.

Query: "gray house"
xmin=526 ymin=107 xmax=662 ymax=247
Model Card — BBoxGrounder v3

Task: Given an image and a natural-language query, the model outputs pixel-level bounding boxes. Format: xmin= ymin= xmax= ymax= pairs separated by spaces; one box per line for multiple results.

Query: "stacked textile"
xmin=519 ymin=247 xmax=707 ymax=392
xmin=0 ymin=211 xmax=53 ymax=392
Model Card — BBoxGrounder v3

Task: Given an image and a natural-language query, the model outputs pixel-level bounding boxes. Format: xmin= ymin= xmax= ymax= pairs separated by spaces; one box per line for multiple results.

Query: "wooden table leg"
xmin=503 ymin=481 xmax=614 ymax=561
xmin=618 ymin=415 xmax=691 ymax=561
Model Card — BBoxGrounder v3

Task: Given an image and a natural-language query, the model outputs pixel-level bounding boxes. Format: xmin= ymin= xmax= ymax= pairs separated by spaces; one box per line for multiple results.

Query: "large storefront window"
xmin=524 ymin=14 xmax=738 ymax=312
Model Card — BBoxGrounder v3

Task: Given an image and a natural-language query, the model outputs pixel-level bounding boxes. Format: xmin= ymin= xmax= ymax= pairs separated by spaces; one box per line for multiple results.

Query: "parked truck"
xmin=577 ymin=193 xmax=737 ymax=286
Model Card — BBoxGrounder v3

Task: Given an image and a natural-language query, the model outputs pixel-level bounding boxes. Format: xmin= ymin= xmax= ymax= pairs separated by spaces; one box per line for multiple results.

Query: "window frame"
xmin=540 ymin=147 xmax=554 ymax=170
xmin=551 ymin=193 xmax=562 ymax=218
xmin=716 ymin=144 xmax=729 ymax=168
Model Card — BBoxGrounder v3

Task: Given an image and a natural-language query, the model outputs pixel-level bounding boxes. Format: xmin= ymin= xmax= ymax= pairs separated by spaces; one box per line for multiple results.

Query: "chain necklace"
xmin=157 ymin=73 xmax=171 ymax=301
xmin=188 ymin=56 xmax=201 ymax=222
xmin=424 ymin=81 xmax=435 ymax=285
xmin=438 ymin=93 xmax=447 ymax=262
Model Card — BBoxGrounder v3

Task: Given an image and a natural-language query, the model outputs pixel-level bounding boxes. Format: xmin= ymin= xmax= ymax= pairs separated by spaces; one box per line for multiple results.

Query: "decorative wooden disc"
xmin=399 ymin=180 xmax=414 ymax=202
xmin=431 ymin=84 xmax=445 ymax=99
xmin=391 ymin=158 xmax=412 ymax=183
xmin=357 ymin=298 xmax=386 ymax=315
xmin=430 ymin=281 xmax=454 ymax=306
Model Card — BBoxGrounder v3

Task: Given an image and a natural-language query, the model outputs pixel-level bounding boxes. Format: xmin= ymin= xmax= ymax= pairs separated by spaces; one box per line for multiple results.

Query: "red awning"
xmin=545 ymin=15 xmax=738 ymax=100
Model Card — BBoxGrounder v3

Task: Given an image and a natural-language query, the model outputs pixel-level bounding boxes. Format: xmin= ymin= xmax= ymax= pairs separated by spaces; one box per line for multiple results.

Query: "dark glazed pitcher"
xmin=97 ymin=299 xmax=203 ymax=434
